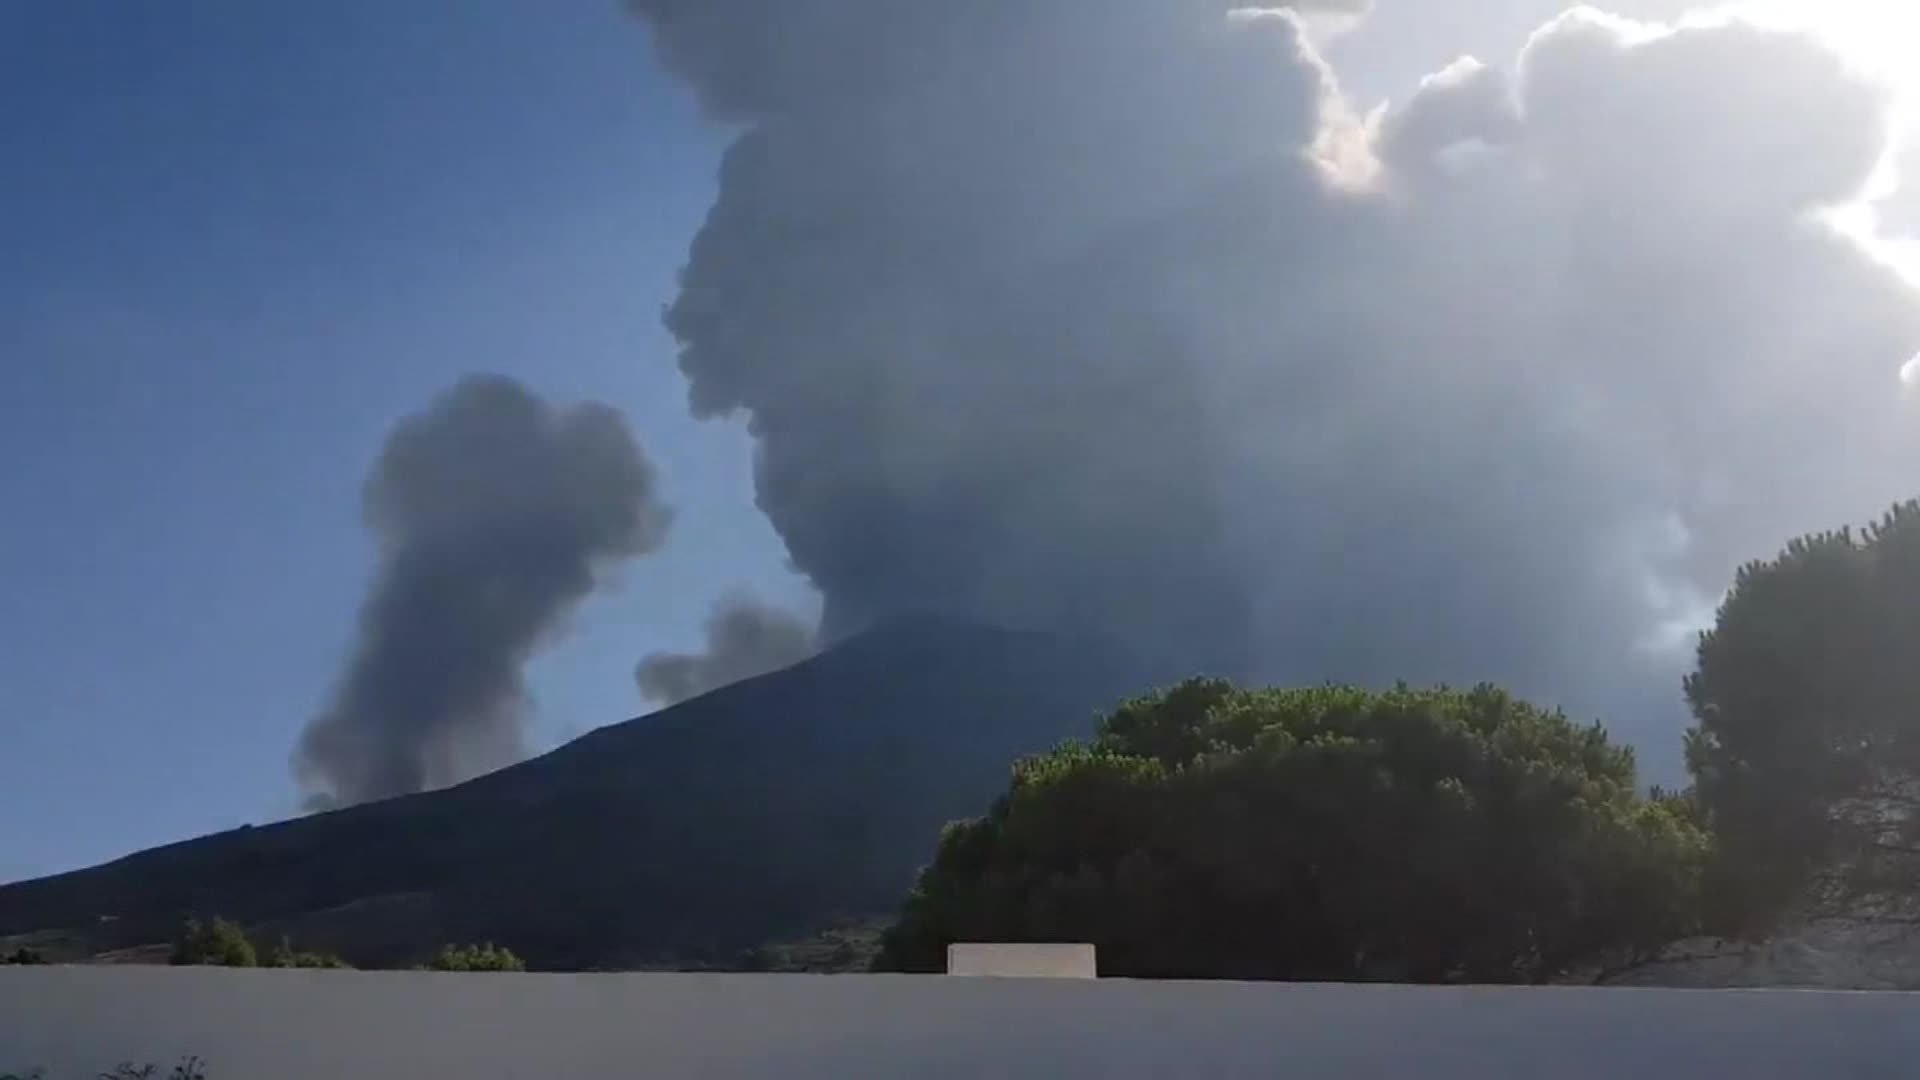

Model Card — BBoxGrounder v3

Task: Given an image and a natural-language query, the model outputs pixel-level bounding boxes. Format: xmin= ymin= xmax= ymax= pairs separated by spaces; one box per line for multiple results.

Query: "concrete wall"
xmin=5 ymin=968 xmax=1920 ymax=1078
xmin=946 ymin=943 xmax=1096 ymax=978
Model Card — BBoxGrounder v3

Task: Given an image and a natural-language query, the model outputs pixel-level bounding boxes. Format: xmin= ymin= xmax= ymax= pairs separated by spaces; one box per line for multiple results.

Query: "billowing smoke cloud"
xmin=634 ymin=1 xmax=1920 ymax=778
xmin=296 ymin=375 xmax=672 ymax=810
xmin=636 ymin=594 xmax=818 ymax=706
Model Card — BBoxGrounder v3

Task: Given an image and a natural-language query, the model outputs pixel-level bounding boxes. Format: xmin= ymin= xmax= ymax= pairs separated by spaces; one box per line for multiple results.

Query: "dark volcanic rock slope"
xmin=0 ymin=618 xmax=1146 ymax=969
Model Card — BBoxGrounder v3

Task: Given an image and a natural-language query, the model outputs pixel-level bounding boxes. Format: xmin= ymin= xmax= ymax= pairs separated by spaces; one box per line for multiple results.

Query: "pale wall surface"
xmin=5 ymin=968 xmax=1920 ymax=1078
xmin=946 ymin=942 xmax=1097 ymax=978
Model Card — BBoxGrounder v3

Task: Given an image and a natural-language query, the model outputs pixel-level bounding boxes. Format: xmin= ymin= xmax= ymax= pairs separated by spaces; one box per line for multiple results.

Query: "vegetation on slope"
xmin=740 ymin=919 xmax=887 ymax=973
xmin=168 ymin=918 xmax=256 ymax=968
xmin=426 ymin=942 xmax=524 ymax=972
xmin=164 ymin=916 xmax=350 ymax=968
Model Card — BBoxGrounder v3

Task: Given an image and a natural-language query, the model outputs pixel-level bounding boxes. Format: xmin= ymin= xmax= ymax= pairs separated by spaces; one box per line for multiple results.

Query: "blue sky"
xmin=0 ymin=1 xmax=809 ymax=882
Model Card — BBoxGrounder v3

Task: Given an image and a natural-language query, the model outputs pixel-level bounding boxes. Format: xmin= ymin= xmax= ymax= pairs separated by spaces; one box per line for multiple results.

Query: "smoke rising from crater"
xmin=636 ymin=594 xmax=818 ymax=706
xmin=633 ymin=1 xmax=1920 ymax=776
xmin=295 ymin=375 xmax=672 ymax=810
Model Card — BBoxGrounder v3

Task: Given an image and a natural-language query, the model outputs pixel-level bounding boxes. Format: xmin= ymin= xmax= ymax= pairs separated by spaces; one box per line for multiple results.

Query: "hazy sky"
xmin=4 ymin=1 xmax=1916 ymax=883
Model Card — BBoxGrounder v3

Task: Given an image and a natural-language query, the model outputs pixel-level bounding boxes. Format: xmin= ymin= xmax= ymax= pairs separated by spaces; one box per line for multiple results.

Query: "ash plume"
xmin=634 ymin=1 xmax=1920 ymax=776
xmin=636 ymin=594 xmax=818 ymax=706
xmin=295 ymin=375 xmax=672 ymax=810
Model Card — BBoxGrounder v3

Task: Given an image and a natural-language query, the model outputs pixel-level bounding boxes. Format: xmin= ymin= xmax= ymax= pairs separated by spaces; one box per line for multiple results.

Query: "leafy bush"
xmin=168 ymin=918 xmax=256 ymax=968
xmin=427 ymin=942 xmax=525 ymax=972
xmin=877 ymin=678 xmax=1709 ymax=983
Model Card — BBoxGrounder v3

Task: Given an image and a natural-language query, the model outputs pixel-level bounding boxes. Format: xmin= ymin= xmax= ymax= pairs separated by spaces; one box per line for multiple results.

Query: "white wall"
xmin=5 ymin=968 xmax=1920 ymax=1078
xmin=946 ymin=943 xmax=1096 ymax=978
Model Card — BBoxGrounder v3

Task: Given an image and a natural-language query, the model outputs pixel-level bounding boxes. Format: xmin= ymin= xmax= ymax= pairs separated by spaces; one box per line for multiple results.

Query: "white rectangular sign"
xmin=946 ymin=942 xmax=1097 ymax=978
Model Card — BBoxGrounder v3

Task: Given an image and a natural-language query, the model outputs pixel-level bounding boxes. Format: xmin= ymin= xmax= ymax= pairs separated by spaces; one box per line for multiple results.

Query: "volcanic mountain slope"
xmin=0 ymin=617 xmax=1147 ymax=969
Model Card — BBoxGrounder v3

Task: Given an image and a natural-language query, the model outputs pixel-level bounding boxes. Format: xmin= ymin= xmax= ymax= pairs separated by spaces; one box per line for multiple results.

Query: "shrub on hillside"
xmin=427 ymin=942 xmax=525 ymax=972
xmin=265 ymin=936 xmax=351 ymax=969
xmin=168 ymin=918 xmax=256 ymax=968
xmin=877 ymin=678 xmax=1709 ymax=983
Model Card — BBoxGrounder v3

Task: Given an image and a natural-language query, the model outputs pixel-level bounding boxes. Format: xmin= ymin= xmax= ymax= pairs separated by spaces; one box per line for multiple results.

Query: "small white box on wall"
xmin=946 ymin=942 xmax=1098 ymax=978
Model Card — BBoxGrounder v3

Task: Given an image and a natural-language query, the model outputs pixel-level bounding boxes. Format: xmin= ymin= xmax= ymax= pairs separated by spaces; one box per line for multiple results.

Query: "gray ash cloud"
xmin=295 ymin=375 xmax=672 ymax=810
xmin=636 ymin=594 xmax=817 ymax=706
xmin=633 ymin=1 xmax=1920 ymax=776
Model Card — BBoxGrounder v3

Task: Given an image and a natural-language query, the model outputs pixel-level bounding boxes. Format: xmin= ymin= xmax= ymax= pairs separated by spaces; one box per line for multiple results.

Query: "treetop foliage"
xmin=1686 ymin=499 xmax=1920 ymax=932
xmin=879 ymin=678 xmax=1708 ymax=983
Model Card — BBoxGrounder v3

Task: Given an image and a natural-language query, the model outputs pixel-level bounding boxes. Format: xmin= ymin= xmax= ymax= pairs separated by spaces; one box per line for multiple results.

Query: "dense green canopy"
xmin=879 ymin=679 xmax=1708 ymax=983
xmin=1686 ymin=500 xmax=1920 ymax=932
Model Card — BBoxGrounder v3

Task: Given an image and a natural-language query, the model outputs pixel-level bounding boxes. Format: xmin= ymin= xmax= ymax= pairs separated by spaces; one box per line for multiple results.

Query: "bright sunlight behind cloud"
xmin=1753 ymin=0 xmax=1920 ymax=98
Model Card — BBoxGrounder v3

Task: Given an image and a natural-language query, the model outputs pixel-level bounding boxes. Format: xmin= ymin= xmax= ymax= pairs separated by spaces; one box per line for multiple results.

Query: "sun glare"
xmin=1737 ymin=1 xmax=1920 ymax=294
xmin=1747 ymin=0 xmax=1919 ymax=99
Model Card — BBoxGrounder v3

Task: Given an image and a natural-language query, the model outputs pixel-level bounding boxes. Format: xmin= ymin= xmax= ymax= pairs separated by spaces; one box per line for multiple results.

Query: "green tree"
xmin=877 ymin=678 xmax=1708 ymax=983
xmin=168 ymin=917 xmax=257 ymax=968
xmin=427 ymin=942 xmax=525 ymax=972
xmin=2 ymin=947 xmax=46 ymax=965
xmin=1685 ymin=500 xmax=1920 ymax=934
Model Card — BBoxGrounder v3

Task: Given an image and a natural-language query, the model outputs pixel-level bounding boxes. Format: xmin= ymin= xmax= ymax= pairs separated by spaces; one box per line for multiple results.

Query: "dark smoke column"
xmin=294 ymin=375 xmax=673 ymax=811
xmin=631 ymin=0 xmax=1920 ymax=774
xmin=627 ymin=1 xmax=1338 ymax=675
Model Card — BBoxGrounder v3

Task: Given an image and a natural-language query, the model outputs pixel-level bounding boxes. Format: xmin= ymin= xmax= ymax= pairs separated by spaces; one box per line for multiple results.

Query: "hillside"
xmin=0 ymin=617 xmax=1146 ymax=969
